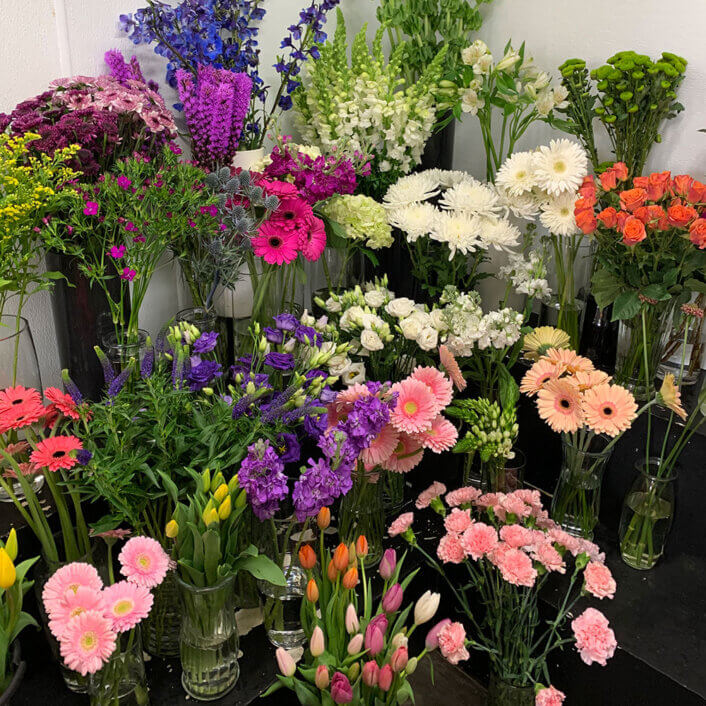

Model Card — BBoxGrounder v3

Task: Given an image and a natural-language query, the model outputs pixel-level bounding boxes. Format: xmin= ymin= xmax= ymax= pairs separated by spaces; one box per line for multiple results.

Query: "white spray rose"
xmin=385 ymin=297 xmax=416 ymax=318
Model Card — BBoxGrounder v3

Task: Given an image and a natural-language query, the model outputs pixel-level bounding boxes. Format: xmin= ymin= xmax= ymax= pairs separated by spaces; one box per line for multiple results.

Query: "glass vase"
xmin=481 ymin=450 xmax=526 ymax=494
xmin=551 ymin=435 xmax=612 ymax=539
xmin=0 ymin=315 xmax=42 ymax=391
xmin=382 ymin=470 xmax=406 ymax=516
xmin=233 ymin=506 xmax=262 ymax=610
xmin=177 ymin=574 xmax=240 ymax=702
xmin=487 ymin=673 xmax=534 ymax=706
xmin=142 ymin=570 xmax=181 ymax=658
xmin=338 ymin=465 xmax=384 ymax=567
xmin=619 ymin=459 xmax=676 ymax=571
xmin=614 ymin=300 xmax=676 ymax=400
xmin=102 ymin=329 xmax=149 ymax=372
xmin=539 ymin=299 xmax=586 ymax=352
xmin=176 ymin=306 xmax=217 ymax=332
xmin=88 ymin=629 xmax=149 ymax=706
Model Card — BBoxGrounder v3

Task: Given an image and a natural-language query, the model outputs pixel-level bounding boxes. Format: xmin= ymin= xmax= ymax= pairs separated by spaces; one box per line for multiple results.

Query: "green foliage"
xmin=448 ymin=397 xmax=518 ymax=461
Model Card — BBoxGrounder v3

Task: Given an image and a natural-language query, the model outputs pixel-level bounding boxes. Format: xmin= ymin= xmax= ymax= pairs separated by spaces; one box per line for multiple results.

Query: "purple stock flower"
xmin=264 ymin=352 xmax=295 ymax=371
xmin=340 ymin=394 xmax=391 ymax=455
xmin=192 ymin=331 xmax=219 ymax=354
xmin=238 ymin=439 xmax=289 ymax=520
xmin=293 ymin=457 xmax=342 ymax=521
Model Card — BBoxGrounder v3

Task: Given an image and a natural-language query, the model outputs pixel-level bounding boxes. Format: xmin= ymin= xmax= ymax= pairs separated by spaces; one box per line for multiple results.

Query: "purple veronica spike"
xmin=141 ymin=346 xmax=155 ymax=379
xmin=61 ymin=370 xmax=84 ymax=405
xmin=94 ymin=346 xmax=116 ymax=386
xmin=107 ymin=363 xmax=134 ymax=397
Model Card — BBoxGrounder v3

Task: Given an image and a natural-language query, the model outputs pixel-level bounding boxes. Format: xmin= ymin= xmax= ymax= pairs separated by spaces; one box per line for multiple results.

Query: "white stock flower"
xmin=386 ymin=297 xmax=416 ymax=318
xmin=540 ymin=193 xmax=581 ymax=236
xmin=496 ymin=151 xmax=537 ymax=197
xmin=360 ymin=329 xmax=384 ymax=352
xmin=531 ymin=139 xmax=588 ymax=197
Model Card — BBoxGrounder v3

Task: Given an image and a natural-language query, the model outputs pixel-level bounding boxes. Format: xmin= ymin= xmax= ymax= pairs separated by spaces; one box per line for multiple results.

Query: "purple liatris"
xmin=238 ymin=440 xmax=289 ymax=520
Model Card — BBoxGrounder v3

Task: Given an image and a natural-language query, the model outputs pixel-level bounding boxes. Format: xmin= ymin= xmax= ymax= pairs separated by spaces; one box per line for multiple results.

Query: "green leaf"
xmin=234 ymin=553 xmax=286 ymax=586
xmin=156 ymin=470 xmax=180 ymax=505
xmin=498 ymin=366 xmax=520 ymax=410
xmin=684 ymin=278 xmax=706 ymax=294
xmin=591 ymin=268 xmax=623 ymax=309
xmin=611 ymin=290 xmax=641 ymax=321
xmin=640 ymin=284 xmax=670 ymax=302
xmin=294 ymin=680 xmax=321 ymax=706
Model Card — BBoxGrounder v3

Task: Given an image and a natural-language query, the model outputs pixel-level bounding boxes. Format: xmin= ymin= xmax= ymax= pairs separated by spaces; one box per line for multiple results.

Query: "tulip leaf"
xmin=234 ymin=554 xmax=286 ymax=586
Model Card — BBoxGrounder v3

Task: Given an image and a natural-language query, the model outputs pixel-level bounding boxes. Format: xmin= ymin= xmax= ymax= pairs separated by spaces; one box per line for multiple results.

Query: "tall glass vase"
xmin=481 ymin=450 xmax=526 ymax=494
xmin=382 ymin=470 xmax=406 ymax=516
xmin=487 ymin=673 xmax=534 ymax=706
xmin=551 ymin=435 xmax=612 ymax=539
xmin=619 ymin=459 xmax=676 ymax=571
xmin=614 ymin=300 xmax=676 ymax=400
xmin=88 ymin=629 xmax=149 ymax=706
xmin=102 ymin=329 xmax=149 ymax=372
xmin=142 ymin=570 xmax=180 ymax=658
xmin=338 ymin=465 xmax=384 ymax=567
xmin=0 ymin=315 xmax=42 ymax=390
xmin=177 ymin=574 xmax=240 ymax=702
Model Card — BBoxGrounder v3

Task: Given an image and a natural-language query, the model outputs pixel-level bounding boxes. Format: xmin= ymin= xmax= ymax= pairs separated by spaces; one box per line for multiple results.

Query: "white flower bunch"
xmin=498 ymin=251 xmax=552 ymax=300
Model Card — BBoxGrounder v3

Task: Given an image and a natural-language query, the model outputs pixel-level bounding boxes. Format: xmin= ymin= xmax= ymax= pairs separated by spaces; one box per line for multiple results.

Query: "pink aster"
xmin=437 ymin=533 xmax=466 ymax=564
xmin=438 ymin=621 xmax=469 ymax=665
xmin=412 ymin=414 xmax=458 ymax=453
xmin=118 ymin=536 xmax=170 ymax=589
xmin=444 ymin=508 xmax=472 ymax=535
xmin=388 ymin=512 xmax=414 ymax=537
xmin=499 ymin=524 xmax=535 ymax=549
xmin=390 ymin=379 xmax=438 ymax=434
xmin=583 ymin=561 xmax=616 ymax=600
xmin=381 ymin=433 xmax=424 ymax=473
xmin=101 ymin=580 xmax=154 ymax=632
xmin=571 ymin=608 xmax=617 ymax=666
xmin=445 ymin=486 xmax=481 ymax=508
xmin=416 ymin=481 xmax=447 ymax=509
xmin=410 ymin=366 xmax=453 ymax=412
xmin=60 ymin=610 xmax=117 ymax=676
xmin=460 ymin=522 xmax=498 ymax=560
xmin=493 ymin=546 xmax=537 ymax=588
xmin=43 ymin=563 xmax=103 ymax=615
xmin=536 ymin=685 xmax=566 ymax=706
xmin=47 ymin=585 xmax=103 ymax=640
xmin=361 ymin=424 xmax=399 ymax=469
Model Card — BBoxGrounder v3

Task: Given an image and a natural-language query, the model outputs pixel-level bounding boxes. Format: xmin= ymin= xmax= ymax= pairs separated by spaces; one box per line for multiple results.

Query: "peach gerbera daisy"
xmin=581 ymin=383 xmax=637 ymax=437
xmin=410 ymin=366 xmax=453 ymax=412
xmin=412 ymin=414 xmax=458 ymax=453
xmin=537 ymin=379 xmax=584 ymax=433
xmin=658 ymin=373 xmax=687 ymax=420
xmin=439 ymin=345 xmax=466 ymax=391
xmin=361 ymin=424 xmax=399 ymax=468
xmin=382 ymin=433 xmax=424 ymax=473
xmin=574 ymin=370 xmax=611 ymax=391
xmin=545 ymin=348 xmax=594 ymax=374
xmin=520 ymin=359 xmax=561 ymax=396
xmin=390 ymin=379 xmax=438 ymax=434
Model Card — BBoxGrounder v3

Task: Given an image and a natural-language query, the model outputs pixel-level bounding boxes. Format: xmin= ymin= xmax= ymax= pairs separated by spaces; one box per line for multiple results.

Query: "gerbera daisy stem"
xmin=43 ymin=469 xmax=80 ymax=561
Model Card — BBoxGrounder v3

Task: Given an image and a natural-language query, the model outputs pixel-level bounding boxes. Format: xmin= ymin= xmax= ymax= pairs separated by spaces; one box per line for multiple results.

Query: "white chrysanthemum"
xmin=539 ymin=193 xmax=580 ymax=236
xmin=430 ymin=211 xmax=482 ymax=258
xmin=425 ymin=169 xmax=470 ymax=188
xmin=496 ymin=151 xmax=537 ymax=197
xmin=440 ymin=180 xmax=502 ymax=219
xmin=383 ymin=172 xmax=440 ymax=208
xmin=387 ymin=202 xmax=438 ymax=242
xmin=495 ymin=185 xmax=541 ymax=220
xmin=479 ymin=217 xmax=522 ymax=251
xmin=531 ymin=139 xmax=588 ymax=197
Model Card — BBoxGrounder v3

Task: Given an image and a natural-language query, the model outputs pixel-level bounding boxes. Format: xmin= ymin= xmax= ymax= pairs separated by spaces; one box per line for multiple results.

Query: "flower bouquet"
xmin=267 ymin=535 xmax=443 ymax=706
xmin=41 ymin=536 xmax=170 ymax=704
xmin=575 ymin=166 xmax=706 ymax=397
xmin=395 ymin=485 xmax=618 ymax=702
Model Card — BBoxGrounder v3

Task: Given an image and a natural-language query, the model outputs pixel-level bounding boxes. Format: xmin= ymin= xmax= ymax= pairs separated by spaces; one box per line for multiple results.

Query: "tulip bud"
xmin=348 ymin=541 xmax=357 ymax=563
xmin=165 ymin=519 xmax=179 ymax=539
xmin=425 ymin=618 xmax=452 ymax=651
xmin=406 ymin=657 xmax=418 ymax=675
xmin=203 ymin=508 xmax=219 ymax=526
xmin=414 ymin=590 xmax=441 ymax=625
xmin=330 ymin=672 xmax=353 ymax=704
xmin=327 ymin=559 xmax=338 ymax=582
xmin=275 ymin=647 xmax=296 ymax=677
xmin=210 ymin=471 xmax=224 ymax=493
xmin=235 ymin=489 xmax=247 ymax=509
xmin=306 ymin=579 xmax=319 ymax=603
xmin=379 ymin=549 xmax=397 ymax=580
xmin=378 ymin=664 xmax=394 ymax=692
xmin=310 ymin=626 xmax=325 ymax=657
xmin=355 ymin=535 xmax=368 ymax=558
xmin=228 ymin=475 xmax=240 ymax=494
xmin=345 ymin=604 xmax=359 ymax=634
xmin=342 ymin=566 xmax=358 ymax=590
xmin=333 ymin=543 xmax=349 ymax=572
xmin=347 ymin=633 xmax=364 ymax=655
xmin=218 ymin=496 xmax=232 ymax=520
xmin=316 ymin=507 xmax=331 ymax=530
xmin=347 ymin=662 xmax=360 ymax=681
xmin=315 ymin=664 xmax=329 ymax=690
xmin=391 ymin=646 xmax=409 ymax=673
xmin=201 ymin=468 xmax=211 ymax=492
xmin=213 ymin=483 xmax=229 ymax=504
xmin=362 ymin=660 xmax=379 ymax=687
xmin=391 ymin=632 xmax=408 ymax=650
xmin=4 ymin=529 xmax=18 ymax=561
xmin=382 ymin=583 xmax=403 ymax=613
xmin=364 ymin=625 xmax=384 ymax=656
xmin=299 ymin=544 xmax=317 ymax=570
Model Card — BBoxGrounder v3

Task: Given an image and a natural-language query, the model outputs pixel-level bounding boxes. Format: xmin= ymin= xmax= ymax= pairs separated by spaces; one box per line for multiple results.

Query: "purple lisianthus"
xmin=187 ymin=359 xmax=222 ymax=391
xmin=304 ymin=412 xmax=327 ymax=439
xmin=264 ymin=352 xmax=295 ymax=371
xmin=238 ymin=440 xmax=289 ymax=520
xmin=294 ymin=325 xmax=319 ymax=346
xmin=275 ymin=432 xmax=301 ymax=464
xmin=193 ymin=330 xmax=219 ymax=354
xmin=273 ymin=313 xmax=299 ymax=331
xmin=264 ymin=326 xmax=284 ymax=344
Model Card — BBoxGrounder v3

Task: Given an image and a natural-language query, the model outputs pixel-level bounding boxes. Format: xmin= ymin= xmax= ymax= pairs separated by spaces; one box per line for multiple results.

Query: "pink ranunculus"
xmin=444 ymin=508 xmax=472 ymax=535
xmin=460 ymin=522 xmax=498 ymax=560
xmin=493 ymin=546 xmax=537 ymax=588
xmin=438 ymin=621 xmax=469 ymax=665
xmin=445 ymin=486 xmax=481 ymax=508
xmin=571 ymin=607 xmax=617 ymax=666
xmin=388 ymin=512 xmax=414 ymax=537
xmin=536 ymin=685 xmax=566 ymax=706
xmin=436 ymin=533 xmax=466 ymax=564
xmin=583 ymin=561 xmax=616 ymax=600
xmin=499 ymin=524 xmax=535 ymax=549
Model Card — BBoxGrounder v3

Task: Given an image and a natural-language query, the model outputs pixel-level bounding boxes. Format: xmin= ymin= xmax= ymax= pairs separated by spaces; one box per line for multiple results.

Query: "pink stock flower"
xmin=499 ymin=524 xmax=535 ymax=549
xmin=493 ymin=545 xmax=537 ymax=588
xmin=583 ymin=562 xmax=616 ymax=600
xmin=390 ymin=379 xmax=438 ymax=434
xmin=460 ymin=523 xmax=498 ymax=560
xmin=536 ymin=685 xmax=566 ymax=706
xmin=381 ymin=433 xmax=424 ymax=473
xmin=47 ymin=586 xmax=103 ymax=640
xmin=388 ymin=512 xmax=414 ymax=537
xmin=444 ymin=508 xmax=472 ymax=534
xmin=416 ymin=481 xmax=447 ymax=509
xmin=412 ymin=414 xmax=458 ymax=453
xmin=445 ymin=486 xmax=481 ymax=507
xmin=101 ymin=580 xmax=154 ymax=632
xmin=42 ymin=563 xmax=103 ymax=615
xmin=571 ymin=608 xmax=617 ymax=666
xmin=438 ymin=621 xmax=469 ymax=665
xmin=436 ymin=533 xmax=466 ymax=564
xmin=410 ymin=366 xmax=453 ymax=412
xmin=118 ymin=536 xmax=170 ymax=588
xmin=531 ymin=542 xmax=566 ymax=574
xmin=59 ymin=610 xmax=117 ymax=676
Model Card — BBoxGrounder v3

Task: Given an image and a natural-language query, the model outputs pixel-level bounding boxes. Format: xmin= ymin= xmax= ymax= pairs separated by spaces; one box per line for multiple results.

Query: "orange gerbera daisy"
xmin=574 ymin=370 xmax=611 ymax=391
xmin=545 ymin=348 xmax=594 ymax=374
xmin=30 ymin=435 xmax=83 ymax=472
xmin=581 ymin=384 xmax=637 ymax=437
xmin=439 ymin=345 xmax=466 ymax=392
xmin=658 ymin=373 xmax=687 ymax=420
xmin=536 ymin=379 xmax=583 ymax=433
xmin=520 ymin=359 xmax=561 ymax=396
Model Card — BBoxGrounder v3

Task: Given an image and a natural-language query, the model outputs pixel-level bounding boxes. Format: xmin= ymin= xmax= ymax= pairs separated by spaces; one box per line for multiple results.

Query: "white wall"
xmin=1 ymin=0 xmax=705 ymax=387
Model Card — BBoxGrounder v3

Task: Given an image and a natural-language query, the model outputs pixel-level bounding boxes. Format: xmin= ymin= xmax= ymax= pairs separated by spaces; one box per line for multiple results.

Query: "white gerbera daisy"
xmin=496 ymin=151 xmax=537 ymax=197
xmin=387 ymin=202 xmax=438 ymax=242
xmin=495 ymin=185 xmax=541 ymax=220
xmin=440 ymin=180 xmax=502 ymax=219
xmin=383 ymin=172 xmax=440 ymax=209
xmin=539 ymin=193 xmax=580 ymax=236
xmin=531 ymin=139 xmax=588 ymax=197
xmin=479 ymin=216 xmax=522 ymax=252
xmin=430 ymin=211 xmax=482 ymax=259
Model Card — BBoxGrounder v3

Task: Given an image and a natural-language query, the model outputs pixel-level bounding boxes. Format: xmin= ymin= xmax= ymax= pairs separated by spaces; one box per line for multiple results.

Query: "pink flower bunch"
xmin=41 ymin=537 xmax=169 ymax=675
xmin=328 ymin=367 xmax=457 ymax=475
xmin=536 ymin=685 xmax=566 ymax=706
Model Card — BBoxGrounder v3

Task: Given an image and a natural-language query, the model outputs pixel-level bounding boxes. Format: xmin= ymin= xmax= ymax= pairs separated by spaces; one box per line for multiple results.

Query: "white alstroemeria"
xmin=461 ymin=88 xmax=485 ymax=115
xmin=461 ymin=40 xmax=489 ymax=66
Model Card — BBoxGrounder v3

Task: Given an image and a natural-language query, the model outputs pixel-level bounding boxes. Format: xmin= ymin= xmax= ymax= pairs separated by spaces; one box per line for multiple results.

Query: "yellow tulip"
xmin=0 ymin=548 xmax=16 ymax=589
xmin=4 ymin=528 xmax=18 ymax=561
xmin=165 ymin=520 xmax=179 ymax=539
xmin=204 ymin=508 xmax=220 ymax=526
xmin=218 ymin=496 xmax=232 ymax=520
xmin=213 ymin=483 xmax=229 ymax=504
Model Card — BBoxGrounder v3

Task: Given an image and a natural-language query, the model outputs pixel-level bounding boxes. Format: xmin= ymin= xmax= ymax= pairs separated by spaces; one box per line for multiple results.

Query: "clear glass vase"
xmin=539 ymin=298 xmax=586 ymax=352
xmin=0 ymin=315 xmax=42 ymax=390
xmin=487 ymin=673 xmax=534 ymax=706
xmin=551 ymin=435 xmax=612 ymax=539
xmin=102 ymin=329 xmax=149 ymax=372
xmin=338 ymin=465 xmax=384 ymax=566
xmin=619 ymin=459 xmax=676 ymax=571
xmin=233 ymin=506 xmax=262 ymax=610
xmin=614 ymin=300 xmax=676 ymax=400
xmin=481 ymin=450 xmax=526 ymax=494
xmin=177 ymin=574 xmax=240 ymax=702
xmin=88 ymin=629 xmax=149 ymax=706
xmin=382 ymin=470 xmax=406 ymax=516
xmin=176 ymin=307 xmax=217 ymax=332
xmin=142 ymin=570 xmax=181 ymax=658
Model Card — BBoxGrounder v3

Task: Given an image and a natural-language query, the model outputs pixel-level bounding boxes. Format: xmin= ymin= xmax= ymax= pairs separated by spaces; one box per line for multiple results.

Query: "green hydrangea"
xmin=320 ymin=194 xmax=393 ymax=250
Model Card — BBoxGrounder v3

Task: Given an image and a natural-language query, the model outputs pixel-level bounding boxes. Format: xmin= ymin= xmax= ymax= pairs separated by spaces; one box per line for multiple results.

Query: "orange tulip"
xmin=342 ymin=566 xmax=359 ymax=590
xmin=355 ymin=536 xmax=369 ymax=558
xmin=299 ymin=544 xmax=317 ymax=570
xmin=327 ymin=559 xmax=338 ymax=582
xmin=306 ymin=578 xmax=319 ymax=603
xmin=317 ymin=507 xmax=331 ymax=530
xmin=333 ymin=543 xmax=349 ymax=573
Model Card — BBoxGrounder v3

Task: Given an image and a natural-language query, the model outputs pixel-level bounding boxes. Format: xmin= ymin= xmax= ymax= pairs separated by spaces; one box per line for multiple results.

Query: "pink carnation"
xmin=583 ymin=562 xmax=616 ymax=600
xmin=444 ymin=508 xmax=472 ymax=534
xmin=500 ymin=493 xmax=533 ymax=519
xmin=571 ymin=607 xmax=617 ymax=666
xmin=499 ymin=524 xmax=535 ymax=549
xmin=460 ymin=522 xmax=498 ymax=560
xmin=536 ymin=685 xmax=566 ymax=706
xmin=574 ymin=538 xmax=606 ymax=563
xmin=118 ymin=536 xmax=170 ymax=589
xmin=388 ymin=512 xmax=414 ymax=537
xmin=438 ymin=621 xmax=469 ymax=665
xmin=445 ymin=486 xmax=481 ymax=507
xmin=548 ymin=527 xmax=581 ymax=554
xmin=512 ymin=488 xmax=543 ymax=511
xmin=476 ymin=493 xmax=506 ymax=521
xmin=493 ymin=546 xmax=537 ymax=588
xmin=531 ymin=542 xmax=566 ymax=574
xmin=416 ymin=481 xmax=447 ymax=509
xmin=436 ymin=533 xmax=466 ymax=564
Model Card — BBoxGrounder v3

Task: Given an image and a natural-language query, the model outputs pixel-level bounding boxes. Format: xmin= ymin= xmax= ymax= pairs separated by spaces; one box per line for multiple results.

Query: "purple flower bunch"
xmin=238 ymin=439 xmax=290 ymax=521
xmin=104 ymin=48 xmax=160 ymax=93
xmin=176 ymin=64 xmax=252 ymax=170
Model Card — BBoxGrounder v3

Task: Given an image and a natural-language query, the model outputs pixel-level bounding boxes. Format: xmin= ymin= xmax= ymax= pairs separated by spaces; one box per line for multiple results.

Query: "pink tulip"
xmin=347 ymin=633 xmax=364 ymax=655
xmin=379 ymin=549 xmax=397 ymax=580
xmin=382 ymin=583 xmax=403 ymax=613
xmin=378 ymin=664 xmax=394 ymax=691
xmin=330 ymin=672 xmax=353 ymax=704
xmin=275 ymin=647 xmax=295 ymax=677
xmin=362 ymin=660 xmax=379 ymax=687
xmin=345 ymin=604 xmax=359 ymax=634
xmin=391 ymin=646 xmax=409 ymax=672
xmin=315 ymin=664 xmax=329 ymax=689
xmin=365 ymin=625 xmax=384 ymax=656
xmin=425 ymin=618 xmax=452 ymax=651
xmin=310 ymin=625 xmax=325 ymax=657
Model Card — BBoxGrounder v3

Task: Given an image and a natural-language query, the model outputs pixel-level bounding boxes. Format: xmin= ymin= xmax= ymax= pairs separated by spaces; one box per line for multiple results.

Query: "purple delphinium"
xmin=186 ymin=360 xmax=222 ymax=391
xmin=238 ymin=440 xmax=289 ymax=520
xmin=193 ymin=331 xmax=219 ymax=354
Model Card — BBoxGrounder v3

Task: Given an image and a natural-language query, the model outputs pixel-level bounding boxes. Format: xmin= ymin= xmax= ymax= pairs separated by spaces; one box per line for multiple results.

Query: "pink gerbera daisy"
xmin=0 ymin=399 xmax=47 ymax=433
xmin=60 ymin=610 xmax=117 ymax=676
xmin=520 ymin=359 xmax=561 ymax=396
xmin=271 ymin=195 xmax=313 ymax=237
xmin=101 ymin=581 xmax=154 ymax=632
xmin=412 ymin=414 xmax=458 ymax=453
xmin=252 ymin=221 xmax=299 ymax=265
xmin=44 ymin=387 xmax=80 ymax=420
xmin=48 ymin=586 xmax=103 ymax=639
xmin=301 ymin=217 xmax=327 ymax=262
xmin=390 ymin=379 xmax=438 ymax=434
xmin=439 ymin=345 xmax=466 ymax=391
xmin=410 ymin=367 xmax=453 ymax=412
xmin=43 ymin=563 xmax=103 ymax=615
xmin=30 ymin=435 xmax=83 ymax=472
xmin=545 ymin=348 xmax=594 ymax=374
xmin=118 ymin=536 xmax=170 ymax=589
xmin=536 ymin=379 xmax=583 ymax=433
xmin=381 ymin=433 xmax=424 ymax=473
xmin=361 ymin=424 xmax=399 ymax=468
xmin=581 ymin=383 xmax=637 ymax=437
xmin=0 ymin=385 xmax=42 ymax=414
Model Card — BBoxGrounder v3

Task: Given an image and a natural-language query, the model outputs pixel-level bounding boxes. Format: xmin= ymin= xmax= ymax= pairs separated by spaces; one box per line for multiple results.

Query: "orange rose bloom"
xmin=613 ymin=163 xmax=629 ymax=181
xmin=646 ymin=171 xmax=671 ymax=200
xmin=619 ymin=188 xmax=648 ymax=212
xmin=646 ymin=205 xmax=669 ymax=229
xmin=671 ymin=174 xmax=694 ymax=198
xmin=615 ymin=210 xmax=631 ymax=231
xmin=689 ymin=218 xmax=706 ymax=249
xmin=575 ymin=207 xmax=597 ymax=234
xmin=667 ymin=204 xmax=698 ymax=228
xmin=600 ymin=169 xmax=618 ymax=191
xmin=578 ymin=176 xmax=597 ymax=203
xmin=622 ymin=216 xmax=647 ymax=246
xmin=687 ymin=180 xmax=706 ymax=204
xmin=597 ymin=207 xmax=618 ymax=229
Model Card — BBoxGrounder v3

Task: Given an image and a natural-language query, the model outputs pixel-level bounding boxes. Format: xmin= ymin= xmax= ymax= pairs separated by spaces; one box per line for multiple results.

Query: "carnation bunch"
xmin=42 ymin=537 xmax=169 ymax=676
xmin=395 ymin=485 xmax=618 ymax=693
